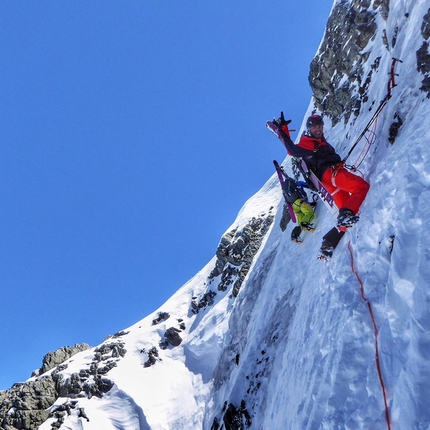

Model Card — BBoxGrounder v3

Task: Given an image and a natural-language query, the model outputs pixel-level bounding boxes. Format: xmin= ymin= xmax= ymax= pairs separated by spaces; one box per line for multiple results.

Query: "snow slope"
xmin=33 ymin=1 xmax=430 ymax=429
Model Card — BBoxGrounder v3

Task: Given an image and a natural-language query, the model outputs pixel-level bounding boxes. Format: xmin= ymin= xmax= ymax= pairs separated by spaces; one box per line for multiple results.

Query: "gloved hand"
xmin=278 ymin=111 xmax=292 ymax=127
xmin=277 ymin=112 xmax=292 ymax=138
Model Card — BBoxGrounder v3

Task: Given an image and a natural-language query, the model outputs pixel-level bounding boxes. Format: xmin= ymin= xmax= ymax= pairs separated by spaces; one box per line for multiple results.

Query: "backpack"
xmin=281 ymin=177 xmax=302 ymax=204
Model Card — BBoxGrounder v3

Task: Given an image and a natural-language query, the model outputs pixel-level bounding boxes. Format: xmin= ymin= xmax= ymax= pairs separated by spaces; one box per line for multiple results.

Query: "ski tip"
xmin=266 ymin=121 xmax=279 ymax=132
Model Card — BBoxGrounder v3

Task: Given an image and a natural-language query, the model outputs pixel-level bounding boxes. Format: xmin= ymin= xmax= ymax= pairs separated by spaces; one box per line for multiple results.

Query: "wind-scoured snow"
xmin=36 ymin=1 xmax=430 ymax=429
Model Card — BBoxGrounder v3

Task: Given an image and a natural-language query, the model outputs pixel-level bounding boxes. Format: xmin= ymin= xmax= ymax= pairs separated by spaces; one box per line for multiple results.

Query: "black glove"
xmin=278 ymin=111 xmax=292 ymax=127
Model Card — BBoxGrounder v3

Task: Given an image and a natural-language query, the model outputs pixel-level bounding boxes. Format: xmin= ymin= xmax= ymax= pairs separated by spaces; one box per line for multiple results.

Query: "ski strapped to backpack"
xmin=273 ymin=160 xmax=317 ymax=244
xmin=295 ymin=158 xmax=339 ymax=219
xmin=273 ymin=160 xmax=297 ymax=223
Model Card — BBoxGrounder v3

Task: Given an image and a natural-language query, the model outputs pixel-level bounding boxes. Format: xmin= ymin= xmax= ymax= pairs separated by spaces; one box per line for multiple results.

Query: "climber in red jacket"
xmin=275 ymin=113 xmax=370 ymax=228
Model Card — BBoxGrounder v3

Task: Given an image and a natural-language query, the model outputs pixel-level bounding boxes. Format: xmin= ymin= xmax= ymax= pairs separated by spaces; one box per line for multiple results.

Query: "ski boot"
xmin=291 ymin=226 xmax=302 ymax=244
xmin=318 ymin=239 xmax=334 ymax=260
xmin=337 ymin=208 xmax=359 ymax=228
xmin=301 ymin=222 xmax=315 ymax=233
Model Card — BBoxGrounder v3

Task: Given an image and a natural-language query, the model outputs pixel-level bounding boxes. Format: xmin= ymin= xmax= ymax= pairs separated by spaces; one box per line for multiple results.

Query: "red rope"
xmin=347 ymin=242 xmax=391 ymax=430
xmin=350 ymin=118 xmax=378 ymax=169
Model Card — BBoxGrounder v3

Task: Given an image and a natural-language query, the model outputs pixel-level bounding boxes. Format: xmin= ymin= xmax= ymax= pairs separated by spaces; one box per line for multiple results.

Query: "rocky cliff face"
xmin=308 ymin=0 xmax=430 ymax=130
xmin=0 ymin=339 xmax=134 ymax=429
xmin=309 ymin=0 xmax=380 ymax=125
xmin=0 ymin=344 xmax=90 ymax=430
xmin=417 ymin=8 xmax=430 ymax=95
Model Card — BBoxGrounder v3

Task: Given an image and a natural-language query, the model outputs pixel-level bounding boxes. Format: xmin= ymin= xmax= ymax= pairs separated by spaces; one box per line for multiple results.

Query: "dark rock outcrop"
xmin=388 ymin=112 xmax=404 ymax=144
xmin=191 ymin=291 xmax=217 ymax=314
xmin=33 ymin=343 xmax=91 ymax=377
xmin=0 ymin=341 xmax=124 ymax=429
xmin=94 ymin=341 xmax=127 ymax=361
xmin=142 ymin=346 xmax=160 ymax=368
xmin=49 ymin=401 xmax=90 ymax=428
xmin=309 ymin=1 xmax=380 ymax=125
xmin=222 ymin=400 xmax=251 ymax=430
xmin=208 ymin=213 xmax=274 ymax=298
xmin=152 ymin=311 xmax=170 ymax=325
xmin=191 ymin=212 xmax=274 ymax=316
xmin=163 ymin=327 xmax=183 ymax=347
xmin=0 ymin=376 xmax=56 ymax=430
xmin=417 ymin=9 xmax=430 ymax=97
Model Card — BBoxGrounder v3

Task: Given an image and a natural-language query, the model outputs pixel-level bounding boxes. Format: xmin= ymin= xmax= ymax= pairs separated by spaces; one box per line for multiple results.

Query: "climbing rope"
xmin=347 ymin=242 xmax=391 ymax=430
xmin=346 ymin=117 xmax=378 ymax=171
xmin=343 ymin=58 xmax=402 ymax=169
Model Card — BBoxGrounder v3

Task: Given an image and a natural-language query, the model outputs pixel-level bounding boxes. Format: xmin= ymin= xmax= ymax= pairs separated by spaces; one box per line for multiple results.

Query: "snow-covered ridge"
xmin=2 ymin=1 xmax=430 ymax=429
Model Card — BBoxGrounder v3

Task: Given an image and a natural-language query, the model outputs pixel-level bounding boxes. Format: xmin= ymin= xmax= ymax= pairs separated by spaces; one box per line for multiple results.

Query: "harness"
xmin=313 ymin=140 xmax=319 ymax=152
xmin=328 ymin=162 xmax=345 ymax=195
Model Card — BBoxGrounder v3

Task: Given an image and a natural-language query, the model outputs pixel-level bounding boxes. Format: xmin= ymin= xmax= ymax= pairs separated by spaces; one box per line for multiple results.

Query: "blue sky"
xmin=0 ymin=1 xmax=333 ymax=389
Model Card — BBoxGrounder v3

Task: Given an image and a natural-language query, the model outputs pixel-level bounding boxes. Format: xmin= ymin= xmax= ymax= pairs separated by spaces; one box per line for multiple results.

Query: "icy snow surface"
xmin=37 ymin=1 xmax=430 ymax=429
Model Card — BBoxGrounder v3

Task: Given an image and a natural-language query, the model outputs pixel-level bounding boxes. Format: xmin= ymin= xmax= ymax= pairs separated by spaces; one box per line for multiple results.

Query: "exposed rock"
xmin=373 ymin=0 xmax=389 ymax=20
xmin=78 ymin=407 xmax=90 ymax=422
xmin=152 ymin=311 xmax=170 ymax=325
xmin=94 ymin=341 xmax=126 ymax=361
xmin=36 ymin=343 xmax=91 ymax=376
xmin=142 ymin=346 xmax=160 ymax=368
xmin=83 ymin=375 xmax=114 ymax=399
xmin=309 ymin=1 xmax=379 ymax=125
xmin=217 ymin=265 xmax=240 ymax=292
xmin=111 ymin=330 xmax=130 ymax=338
xmin=417 ymin=41 xmax=430 ymax=74
xmin=388 ymin=112 xmax=404 ymax=144
xmin=422 ymin=8 xmax=430 ymax=40
xmin=1 ymin=409 xmax=50 ymax=430
xmin=191 ymin=291 xmax=217 ymax=314
xmin=0 ymin=341 xmax=121 ymax=429
xmin=162 ymin=327 xmax=183 ymax=347
xmin=58 ymin=372 xmax=83 ymax=397
xmin=210 ymin=228 xmax=238 ymax=278
xmin=389 ymin=234 xmax=395 ymax=254
xmin=211 ymin=416 xmax=221 ymax=430
xmin=48 ymin=401 xmax=90 ymax=427
xmin=0 ymin=342 xmax=95 ymax=428
xmin=208 ymin=214 xmax=274 ymax=298
xmin=417 ymin=10 xmax=430 ymax=97
xmin=222 ymin=400 xmax=251 ymax=430
xmin=0 ymin=376 xmax=56 ymax=429
xmin=417 ymin=41 xmax=430 ymax=97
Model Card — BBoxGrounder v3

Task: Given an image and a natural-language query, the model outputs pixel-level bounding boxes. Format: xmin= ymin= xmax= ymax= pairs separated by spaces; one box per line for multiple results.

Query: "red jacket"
xmin=280 ymin=125 xmax=341 ymax=179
